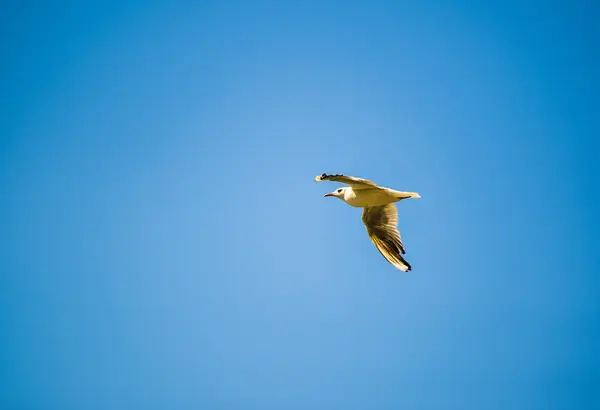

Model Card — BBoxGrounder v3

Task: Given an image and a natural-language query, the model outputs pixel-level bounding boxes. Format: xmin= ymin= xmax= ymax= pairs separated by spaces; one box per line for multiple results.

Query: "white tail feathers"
xmin=396 ymin=191 xmax=421 ymax=199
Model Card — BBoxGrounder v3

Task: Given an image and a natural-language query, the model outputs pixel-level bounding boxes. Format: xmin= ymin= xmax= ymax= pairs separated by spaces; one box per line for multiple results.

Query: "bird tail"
xmin=394 ymin=191 xmax=421 ymax=199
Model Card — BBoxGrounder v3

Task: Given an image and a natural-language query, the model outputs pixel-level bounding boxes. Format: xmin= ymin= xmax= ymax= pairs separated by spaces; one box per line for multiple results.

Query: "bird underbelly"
xmin=345 ymin=190 xmax=397 ymax=208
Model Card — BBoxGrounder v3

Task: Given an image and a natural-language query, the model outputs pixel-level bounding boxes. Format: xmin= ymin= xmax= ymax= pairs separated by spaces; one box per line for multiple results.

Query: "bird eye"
xmin=337 ymin=189 xmax=342 ymax=193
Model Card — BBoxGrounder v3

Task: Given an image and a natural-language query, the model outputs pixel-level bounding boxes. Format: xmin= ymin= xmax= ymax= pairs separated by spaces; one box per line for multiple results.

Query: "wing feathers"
xmin=362 ymin=204 xmax=411 ymax=272
xmin=369 ymin=234 xmax=412 ymax=272
xmin=315 ymin=173 xmax=378 ymax=188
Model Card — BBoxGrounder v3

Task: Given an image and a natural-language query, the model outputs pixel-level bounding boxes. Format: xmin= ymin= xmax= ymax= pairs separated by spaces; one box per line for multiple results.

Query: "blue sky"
xmin=1 ymin=1 xmax=598 ymax=409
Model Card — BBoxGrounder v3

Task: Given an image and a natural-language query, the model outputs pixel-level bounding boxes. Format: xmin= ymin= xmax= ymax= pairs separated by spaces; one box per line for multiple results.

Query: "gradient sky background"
xmin=1 ymin=1 xmax=598 ymax=409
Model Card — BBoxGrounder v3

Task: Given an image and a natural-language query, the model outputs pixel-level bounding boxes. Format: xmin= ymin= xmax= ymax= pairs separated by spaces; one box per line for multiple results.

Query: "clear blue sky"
xmin=1 ymin=1 xmax=598 ymax=409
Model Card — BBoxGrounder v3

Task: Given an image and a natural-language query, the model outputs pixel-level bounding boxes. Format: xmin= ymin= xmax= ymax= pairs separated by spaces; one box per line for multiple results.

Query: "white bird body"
xmin=341 ymin=186 xmax=421 ymax=208
xmin=315 ymin=173 xmax=421 ymax=272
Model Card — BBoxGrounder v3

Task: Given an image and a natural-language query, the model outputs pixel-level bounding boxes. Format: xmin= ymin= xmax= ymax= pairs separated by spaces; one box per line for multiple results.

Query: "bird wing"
xmin=361 ymin=204 xmax=412 ymax=272
xmin=314 ymin=173 xmax=379 ymax=189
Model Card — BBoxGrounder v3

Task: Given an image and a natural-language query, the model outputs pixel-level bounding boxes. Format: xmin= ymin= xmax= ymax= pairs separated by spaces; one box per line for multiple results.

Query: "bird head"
xmin=324 ymin=187 xmax=346 ymax=199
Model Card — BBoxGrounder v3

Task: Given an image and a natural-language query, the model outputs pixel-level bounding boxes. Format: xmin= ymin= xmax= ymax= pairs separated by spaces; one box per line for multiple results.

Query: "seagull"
xmin=315 ymin=173 xmax=421 ymax=272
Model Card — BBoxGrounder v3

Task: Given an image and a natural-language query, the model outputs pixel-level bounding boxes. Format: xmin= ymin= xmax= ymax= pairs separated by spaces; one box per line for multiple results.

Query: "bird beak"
xmin=324 ymin=192 xmax=334 ymax=197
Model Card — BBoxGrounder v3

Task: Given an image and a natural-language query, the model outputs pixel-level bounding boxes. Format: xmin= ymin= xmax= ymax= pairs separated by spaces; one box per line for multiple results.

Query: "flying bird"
xmin=315 ymin=173 xmax=421 ymax=272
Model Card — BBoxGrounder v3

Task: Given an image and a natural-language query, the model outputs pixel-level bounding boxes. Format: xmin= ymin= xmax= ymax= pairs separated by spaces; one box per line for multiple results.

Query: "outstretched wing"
xmin=361 ymin=204 xmax=411 ymax=272
xmin=314 ymin=173 xmax=379 ymax=189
